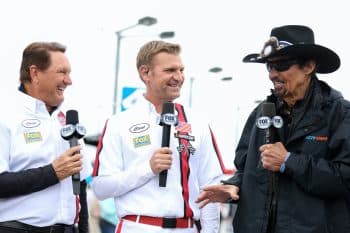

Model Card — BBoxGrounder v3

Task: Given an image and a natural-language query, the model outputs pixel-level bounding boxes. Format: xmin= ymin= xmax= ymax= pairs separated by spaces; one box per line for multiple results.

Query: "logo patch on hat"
xmin=133 ymin=134 xmax=151 ymax=148
xmin=24 ymin=131 xmax=43 ymax=143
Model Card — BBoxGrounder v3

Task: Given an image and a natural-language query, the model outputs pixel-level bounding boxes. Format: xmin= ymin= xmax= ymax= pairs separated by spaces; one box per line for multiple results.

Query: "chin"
xmin=54 ymin=99 xmax=64 ymax=107
xmin=273 ymin=88 xmax=285 ymax=98
xmin=171 ymin=95 xmax=180 ymax=101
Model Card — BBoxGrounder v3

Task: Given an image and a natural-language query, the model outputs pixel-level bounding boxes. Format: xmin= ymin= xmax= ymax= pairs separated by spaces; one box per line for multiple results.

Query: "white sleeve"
xmin=198 ymin=124 xmax=223 ymax=186
xmin=92 ymin=119 xmax=156 ymax=200
xmin=200 ymin=202 xmax=221 ymax=233
xmin=198 ymin=125 xmax=223 ymax=232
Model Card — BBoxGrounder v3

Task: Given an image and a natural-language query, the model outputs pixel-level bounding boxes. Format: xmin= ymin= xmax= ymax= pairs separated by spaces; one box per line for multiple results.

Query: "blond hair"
xmin=136 ymin=40 xmax=181 ymax=70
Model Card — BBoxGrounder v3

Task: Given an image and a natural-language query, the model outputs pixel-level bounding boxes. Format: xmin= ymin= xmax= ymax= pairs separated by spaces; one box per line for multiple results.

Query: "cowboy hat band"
xmin=242 ymin=25 xmax=340 ymax=74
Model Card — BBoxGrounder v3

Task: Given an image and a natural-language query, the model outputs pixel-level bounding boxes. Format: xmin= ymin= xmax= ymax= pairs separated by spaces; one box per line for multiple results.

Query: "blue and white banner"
xmin=121 ymin=87 xmax=145 ymax=111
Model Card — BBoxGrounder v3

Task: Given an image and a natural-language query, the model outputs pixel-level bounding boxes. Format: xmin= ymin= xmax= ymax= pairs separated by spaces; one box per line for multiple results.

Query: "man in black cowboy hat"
xmin=196 ymin=25 xmax=350 ymax=233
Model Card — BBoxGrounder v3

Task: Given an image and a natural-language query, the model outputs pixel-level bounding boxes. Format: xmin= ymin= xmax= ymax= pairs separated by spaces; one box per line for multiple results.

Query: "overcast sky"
xmin=1 ymin=0 xmax=349 ymax=168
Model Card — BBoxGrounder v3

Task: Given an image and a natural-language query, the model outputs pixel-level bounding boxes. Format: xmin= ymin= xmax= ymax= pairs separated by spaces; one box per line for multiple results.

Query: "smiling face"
xmin=28 ymin=51 xmax=72 ymax=112
xmin=266 ymin=56 xmax=316 ymax=106
xmin=140 ymin=52 xmax=184 ymax=111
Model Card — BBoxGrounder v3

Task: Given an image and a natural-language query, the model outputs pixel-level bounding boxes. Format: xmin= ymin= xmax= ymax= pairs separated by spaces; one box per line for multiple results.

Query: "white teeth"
xmin=274 ymin=82 xmax=284 ymax=89
xmin=274 ymin=81 xmax=284 ymax=85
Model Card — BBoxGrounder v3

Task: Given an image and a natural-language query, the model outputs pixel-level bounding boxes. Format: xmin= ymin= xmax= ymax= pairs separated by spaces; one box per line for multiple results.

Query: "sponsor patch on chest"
xmin=129 ymin=123 xmax=150 ymax=133
xmin=305 ymin=135 xmax=328 ymax=142
xmin=24 ymin=131 xmax=43 ymax=143
xmin=22 ymin=119 xmax=41 ymax=128
xmin=133 ymin=134 xmax=151 ymax=148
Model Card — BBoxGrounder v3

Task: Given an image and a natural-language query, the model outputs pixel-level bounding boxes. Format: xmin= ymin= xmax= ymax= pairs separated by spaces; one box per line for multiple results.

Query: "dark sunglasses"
xmin=266 ymin=59 xmax=299 ymax=72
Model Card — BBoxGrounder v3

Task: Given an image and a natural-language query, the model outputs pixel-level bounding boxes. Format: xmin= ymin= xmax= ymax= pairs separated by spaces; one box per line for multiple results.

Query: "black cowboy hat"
xmin=242 ymin=25 xmax=340 ymax=73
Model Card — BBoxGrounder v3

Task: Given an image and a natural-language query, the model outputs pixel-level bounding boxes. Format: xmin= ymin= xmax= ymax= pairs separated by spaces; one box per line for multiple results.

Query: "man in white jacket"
xmin=92 ymin=40 xmax=226 ymax=233
xmin=0 ymin=42 xmax=92 ymax=233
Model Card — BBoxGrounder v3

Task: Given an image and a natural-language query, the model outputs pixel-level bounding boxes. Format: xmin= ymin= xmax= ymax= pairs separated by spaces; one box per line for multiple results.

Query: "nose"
xmin=268 ymin=65 xmax=280 ymax=74
xmin=268 ymin=69 xmax=279 ymax=81
xmin=173 ymin=70 xmax=184 ymax=81
xmin=63 ymin=74 xmax=73 ymax=85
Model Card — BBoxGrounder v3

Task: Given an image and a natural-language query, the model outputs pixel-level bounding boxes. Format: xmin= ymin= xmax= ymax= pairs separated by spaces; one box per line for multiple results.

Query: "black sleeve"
xmin=0 ymin=165 xmax=59 ymax=198
xmin=78 ymin=180 xmax=89 ymax=233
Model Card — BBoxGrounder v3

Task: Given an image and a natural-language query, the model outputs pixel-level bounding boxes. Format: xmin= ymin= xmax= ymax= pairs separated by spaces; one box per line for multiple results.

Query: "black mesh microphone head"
xmin=66 ymin=110 xmax=79 ymax=125
xmin=161 ymin=102 xmax=174 ymax=115
xmin=262 ymin=102 xmax=276 ymax=118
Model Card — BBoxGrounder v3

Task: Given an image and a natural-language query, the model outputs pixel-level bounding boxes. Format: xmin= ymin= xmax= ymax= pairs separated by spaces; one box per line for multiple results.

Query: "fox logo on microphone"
xmin=256 ymin=116 xmax=283 ymax=129
xmin=160 ymin=113 xmax=178 ymax=126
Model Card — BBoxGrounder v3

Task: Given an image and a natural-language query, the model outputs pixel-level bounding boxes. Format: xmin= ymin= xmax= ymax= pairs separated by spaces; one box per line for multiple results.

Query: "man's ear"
xmin=29 ymin=65 xmax=38 ymax=83
xmin=304 ymin=60 xmax=316 ymax=75
xmin=139 ymin=65 xmax=149 ymax=82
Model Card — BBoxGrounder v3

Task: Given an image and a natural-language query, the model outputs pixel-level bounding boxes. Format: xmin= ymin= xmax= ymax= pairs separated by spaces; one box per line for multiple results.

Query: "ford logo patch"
xmin=22 ymin=119 xmax=41 ymax=128
xmin=129 ymin=123 xmax=150 ymax=133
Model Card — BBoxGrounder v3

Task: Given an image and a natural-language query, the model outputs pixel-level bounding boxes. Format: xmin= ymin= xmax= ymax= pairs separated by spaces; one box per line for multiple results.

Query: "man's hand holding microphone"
xmin=52 ymin=146 xmax=83 ymax=181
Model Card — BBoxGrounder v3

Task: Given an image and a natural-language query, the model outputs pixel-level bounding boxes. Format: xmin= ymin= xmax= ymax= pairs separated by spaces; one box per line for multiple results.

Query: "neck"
xmin=144 ymin=93 xmax=173 ymax=114
xmin=23 ymin=83 xmax=55 ymax=114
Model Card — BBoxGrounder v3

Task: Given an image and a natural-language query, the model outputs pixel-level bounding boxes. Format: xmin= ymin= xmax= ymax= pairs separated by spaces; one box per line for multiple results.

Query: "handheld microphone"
xmin=60 ymin=110 xmax=86 ymax=195
xmin=159 ymin=102 xmax=176 ymax=187
xmin=256 ymin=102 xmax=277 ymax=168
xmin=262 ymin=102 xmax=277 ymax=144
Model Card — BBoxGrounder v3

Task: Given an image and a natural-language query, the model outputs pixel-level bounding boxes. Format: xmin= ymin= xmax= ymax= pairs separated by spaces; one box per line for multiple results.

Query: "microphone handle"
xmin=258 ymin=128 xmax=272 ymax=169
xmin=265 ymin=128 xmax=271 ymax=144
xmin=159 ymin=170 xmax=168 ymax=187
xmin=69 ymin=137 xmax=79 ymax=147
xmin=259 ymin=102 xmax=276 ymax=169
xmin=259 ymin=126 xmax=278 ymax=169
xmin=69 ymin=137 xmax=80 ymax=195
xmin=159 ymin=125 xmax=171 ymax=187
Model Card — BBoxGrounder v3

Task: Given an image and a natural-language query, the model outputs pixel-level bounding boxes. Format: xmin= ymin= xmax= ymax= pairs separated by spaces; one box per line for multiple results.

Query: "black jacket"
xmin=226 ymin=78 xmax=350 ymax=233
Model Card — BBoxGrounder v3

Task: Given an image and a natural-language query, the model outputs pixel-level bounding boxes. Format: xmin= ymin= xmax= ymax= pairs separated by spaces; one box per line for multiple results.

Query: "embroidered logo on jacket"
xmin=57 ymin=111 xmax=66 ymax=126
xmin=305 ymin=135 xmax=328 ymax=142
xmin=24 ymin=131 xmax=43 ymax=143
xmin=177 ymin=142 xmax=196 ymax=155
xmin=175 ymin=121 xmax=191 ymax=133
xmin=129 ymin=123 xmax=150 ymax=133
xmin=174 ymin=132 xmax=195 ymax=141
xmin=133 ymin=134 xmax=151 ymax=148
xmin=22 ymin=119 xmax=41 ymax=128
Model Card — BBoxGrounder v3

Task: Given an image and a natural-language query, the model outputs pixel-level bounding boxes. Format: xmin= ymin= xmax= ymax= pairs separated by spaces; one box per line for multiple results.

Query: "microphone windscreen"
xmin=66 ymin=110 xmax=79 ymax=125
xmin=262 ymin=102 xmax=276 ymax=118
xmin=161 ymin=102 xmax=174 ymax=115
